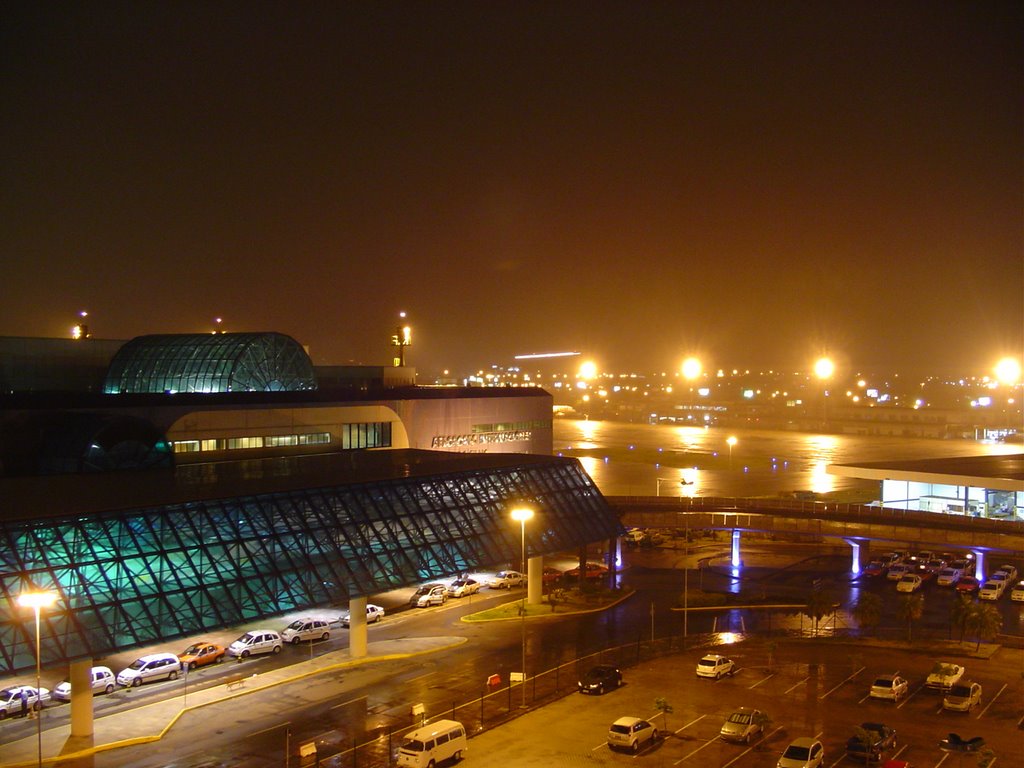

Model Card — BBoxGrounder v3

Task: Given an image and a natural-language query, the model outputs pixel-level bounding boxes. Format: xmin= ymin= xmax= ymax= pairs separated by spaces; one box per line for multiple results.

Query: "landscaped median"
xmin=461 ymin=586 xmax=635 ymax=622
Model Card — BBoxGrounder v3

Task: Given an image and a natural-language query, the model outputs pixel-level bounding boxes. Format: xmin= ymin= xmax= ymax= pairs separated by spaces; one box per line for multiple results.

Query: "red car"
xmin=542 ymin=566 xmax=563 ymax=585
xmin=565 ymin=562 xmax=609 ymax=580
xmin=956 ymin=577 xmax=980 ymax=593
xmin=863 ymin=561 xmax=886 ymax=577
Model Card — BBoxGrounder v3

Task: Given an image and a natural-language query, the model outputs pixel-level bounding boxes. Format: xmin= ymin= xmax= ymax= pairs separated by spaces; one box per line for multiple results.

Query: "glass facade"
xmin=0 ymin=456 xmax=620 ymax=675
xmin=103 ymin=332 xmax=317 ymax=394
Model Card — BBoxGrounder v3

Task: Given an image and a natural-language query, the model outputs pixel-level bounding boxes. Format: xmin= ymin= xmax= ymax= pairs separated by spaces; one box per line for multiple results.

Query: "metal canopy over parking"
xmin=0 ymin=449 xmax=622 ymax=675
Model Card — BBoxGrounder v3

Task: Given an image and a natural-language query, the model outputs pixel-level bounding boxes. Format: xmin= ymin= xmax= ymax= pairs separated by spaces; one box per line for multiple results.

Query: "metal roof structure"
xmin=0 ymin=450 xmax=622 ymax=675
xmin=828 ymin=453 xmax=1024 ymax=492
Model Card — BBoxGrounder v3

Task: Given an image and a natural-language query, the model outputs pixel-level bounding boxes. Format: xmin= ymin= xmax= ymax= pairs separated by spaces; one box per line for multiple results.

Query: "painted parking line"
xmin=785 ymin=677 xmax=808 ymax=694
xmin=819 ymin=666 xmax=865 ymax=700
xmin=674 ymin=714 xmax=706 ymax=735
xmin=977 ymin=682 xmax=1007 ymax=719
xmin=749 ymin=673 xmax=775 ymax=689
xmin=674 ymin=734 xmax=721 ymax=765
xmin=720 ymin=726 xmax=785 ymax=768
xmin=935 ymin=752 xmax=952 ymax=768
xmin=896 ymin=684 xmax=926 ymax=709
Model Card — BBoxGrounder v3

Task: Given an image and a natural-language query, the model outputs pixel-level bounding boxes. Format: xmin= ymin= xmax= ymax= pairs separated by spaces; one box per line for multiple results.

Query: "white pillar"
xmin=845 ymin=539 xmax=862 ymax=576
xmin=348 ymin=596 xmax=368 ymax=659
xmin=972 ymin=550 xmax=986 ymax=582
xmin=69 ymin=659 xmax=93 ymax=738
xmin=731 ymin=529 xmax=742 ymax=567
xmin=527 ymin=555 xmax=542 ymax=605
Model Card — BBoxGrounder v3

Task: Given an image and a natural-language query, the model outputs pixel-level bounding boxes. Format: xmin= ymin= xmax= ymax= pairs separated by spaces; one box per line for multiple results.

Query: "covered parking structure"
xmin=0 ymin=448 xmax=622 ymax=678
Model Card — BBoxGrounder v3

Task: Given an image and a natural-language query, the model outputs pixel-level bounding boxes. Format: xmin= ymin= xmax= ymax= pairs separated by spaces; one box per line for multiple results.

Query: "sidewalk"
xmin=0 ymin=636 xmax=466 ymax=768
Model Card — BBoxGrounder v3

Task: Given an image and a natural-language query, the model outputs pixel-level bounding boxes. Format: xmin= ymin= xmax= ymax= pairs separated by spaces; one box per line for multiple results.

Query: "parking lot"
xmin=465 ymin=640 xmax=1023 ymax=767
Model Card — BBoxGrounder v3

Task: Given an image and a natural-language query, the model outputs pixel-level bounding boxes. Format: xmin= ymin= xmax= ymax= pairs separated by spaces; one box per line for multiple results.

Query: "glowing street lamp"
xmin=726 ymin=435 xmax=737 ymax=468
xmin=814 ymin=357 xmax=834 ymax=425
xmin=995 ymin=357 xmax=1021 ymax=386
xmin=17 ymin=589 xmax=58 ymax=768
xmin=681 ymin=357 xmax=702 ymax=381
xmin=510 ymin=506 xmax=533 ymax=708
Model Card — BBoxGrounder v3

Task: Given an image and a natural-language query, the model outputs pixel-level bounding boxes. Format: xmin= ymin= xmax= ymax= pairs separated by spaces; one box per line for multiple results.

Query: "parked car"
xmin=116 ymin=652 xmax=181 ymax=687
xmin=949 ymin=558 xmax=973 ymax=576
xmin=868 ymin=674 xmax=908 ymax=702
xmin=696 ymin=654 xmax=735 ymax=679
xmin=956 ymin=576 xmax=981 ymax=593
xmin=994 ymin=564 xmax=1018 ymax=582
xmin=0 ymin=685 xmax=50 ymax=718
xmin=410 ymin=583 xmax=448 ymax=607
xmin=52 ymin=666 xmax=116 ymax=701
xmin=978 ymin=580 xmax=1006 ymax=601
xmin=341 ymin=604 xmax=385 ymax=626
xmin=886 ymin=564 xmax=910 ymax=582
xmin=607 ymin=716 xmax=658 ymax=752
xmin=1010 ymin=581 xmax=1024 ymax=602
xmin=177 ymin=641 xmax=226 ymax=670
xmin=487 ymin=570 xmax=525 ymax=589
xmin=924 ymin=558 xmax=946 ymax=575
xmin=447 ymin=578 xmax=480 ymax=598
xmin=542 ymin=566 xmax=563 ymax=585
xmin=863 ymin=561 xmax=886 ymax=578
xmin=578 ymin=665 xmax=622 ymax=695
xmin=925 ymin=662 xmax=965 ymax=691
xmin=777 ymin=737 xmax=824 ymax=768
xmin=227 ymin=630 xmax=283 ymax=658
xmin=412 ymin=584 xmax=448 ymax=607
xmin=943 ymin=681 xmax=982 ymax=711
xmin=720 ymin=707 xmax=766 ymax=744
xmin=896 ymin=574 xmax=923 ymax=592
xmin=845 ymin=723 xmax=896 ymax=762
xmin=565 ymin=562 xmax=608 ymax=580
xmin=281 ymin=618 xmax=331 ymax=644
xmin=936 ymin=567 xmax=961 ymax=586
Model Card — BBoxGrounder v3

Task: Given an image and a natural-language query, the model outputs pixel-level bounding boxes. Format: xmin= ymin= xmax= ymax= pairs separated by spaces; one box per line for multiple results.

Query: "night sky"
xmin=3 ymin=2 xmax=1021 ymax=376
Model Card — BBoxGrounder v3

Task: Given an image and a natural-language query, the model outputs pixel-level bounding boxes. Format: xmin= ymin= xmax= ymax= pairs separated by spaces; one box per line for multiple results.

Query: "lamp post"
xmin=510 ymin=506 xmax=533 ymax=708
xmin=17 ymin=589 xmax=57 ymax=768
xmin=726 ymin=436 xmax=737 ymax=468
xmin=814 ymin=356 xmax=834 ymax=427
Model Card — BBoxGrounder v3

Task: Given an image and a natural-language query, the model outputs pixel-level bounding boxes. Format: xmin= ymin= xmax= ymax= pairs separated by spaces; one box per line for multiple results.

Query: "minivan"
xmin=116 ymin=653 xmax=181 ymax=687
xmin=52 ymin=666 xmax=116 ymax=700
xmin=228 ymin=630 xmax=283 ymax=658
xmin=281 ymin=618 xmax=330 ymax=644
xmin=396 ymin=719 xmax=467 ymax=767
xmin=410 ymin=584 xmax=448 ymax=608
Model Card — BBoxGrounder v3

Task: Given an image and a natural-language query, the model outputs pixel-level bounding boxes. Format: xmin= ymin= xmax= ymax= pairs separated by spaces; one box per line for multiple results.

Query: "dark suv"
xmin=845 ymin=722 xmax=896 ymax=762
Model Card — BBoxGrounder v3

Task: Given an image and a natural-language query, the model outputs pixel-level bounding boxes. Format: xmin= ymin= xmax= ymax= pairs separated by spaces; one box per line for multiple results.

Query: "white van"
xmin=228 ymin=630 xmax=283 ymax=658
xmin=116 ymin=653 xmax=181 ymax=687
xmin=396 ymin=719 xmax=467 ymax=767
xmin=281 ymin=618 xmax=330 ymax=644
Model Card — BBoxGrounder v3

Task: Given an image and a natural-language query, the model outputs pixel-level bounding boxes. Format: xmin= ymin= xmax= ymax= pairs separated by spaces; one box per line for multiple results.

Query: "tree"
xmin=964 ymin=602 xmax=1002 ymax=651
xmin=804 ymin=585 xmax=837 ymax=636
xmin=850 ymin=593 xmax=883 ymax=636
xmin=654 ymin=697 xmax=673 ymax=732
xmin=949 ymin=593 xmax=975 ymax=644
xmin=897 ymin=593 xmax=924 ymax=642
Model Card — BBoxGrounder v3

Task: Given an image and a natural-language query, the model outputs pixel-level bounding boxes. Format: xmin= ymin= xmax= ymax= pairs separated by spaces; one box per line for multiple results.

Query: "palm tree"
xmin=850 ymin=593 xmax=883 ymax=636
xmin=965 ymin=602 xmax=1002 ymax=651
xmin=949 ymin=593 xmax=975 ymax=644
xmin=804 ymin=586 xmax=837 ymax=636
xmin=897 ymin=593 xmax=924 ymax=642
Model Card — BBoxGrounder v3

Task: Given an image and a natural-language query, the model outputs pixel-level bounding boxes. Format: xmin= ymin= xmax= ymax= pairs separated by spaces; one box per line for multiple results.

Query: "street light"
xmin=814 ymin=356 xmax=834 ymax=426
xmin=17 ymin=589 xmax=58 ymax=768
xmin=726 ymin=436 xmax=737 ymax=468
xmin=510 ymin=506 xmax=533 ymax=708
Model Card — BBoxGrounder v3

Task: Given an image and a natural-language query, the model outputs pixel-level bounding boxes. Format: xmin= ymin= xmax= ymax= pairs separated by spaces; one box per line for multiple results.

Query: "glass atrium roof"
xmin=0 ymin=451 xmax=622 ymax=674
xmin=103 ymin=332 xmax=317 ymax=394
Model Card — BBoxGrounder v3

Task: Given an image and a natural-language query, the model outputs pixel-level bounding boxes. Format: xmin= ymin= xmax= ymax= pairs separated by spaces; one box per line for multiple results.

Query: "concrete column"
xmin=972 ymin=550 xmax=986 ymax=582
xmin=526 ymin=555 xmax=542 ymax=605
xmin=348 ymin=596 xmax=368 ymax=659
xmin=730 ymin=529 xmax=742 ymax=567
xmin=844 ymin=539 xmax=862 ymax=577
xmin=69 ymin=658 xmax=94 ymax=738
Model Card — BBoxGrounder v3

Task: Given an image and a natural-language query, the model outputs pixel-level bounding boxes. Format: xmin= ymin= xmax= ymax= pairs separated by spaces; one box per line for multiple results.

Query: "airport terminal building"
xmin=0 ymin=333 xmax=622 ymax=678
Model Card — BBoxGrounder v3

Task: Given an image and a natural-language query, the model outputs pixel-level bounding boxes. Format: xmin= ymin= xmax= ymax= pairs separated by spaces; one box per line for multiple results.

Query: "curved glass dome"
xmin=104 ymin=332 xmax=317 ymax=394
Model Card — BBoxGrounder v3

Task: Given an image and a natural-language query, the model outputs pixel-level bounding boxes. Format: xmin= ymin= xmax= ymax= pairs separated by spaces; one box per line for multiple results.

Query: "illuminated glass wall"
xmin=0 ymin=458 xmax=620 ymax=674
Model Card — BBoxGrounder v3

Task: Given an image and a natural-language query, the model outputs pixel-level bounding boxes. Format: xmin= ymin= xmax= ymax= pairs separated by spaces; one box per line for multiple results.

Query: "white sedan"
xmin=341 ymin=604 xmax=385 ymax=627
xmin=0 ymin=685 xmax=50 ymax=719
xmin=487 ymin=570 xmax=525 ymax=589
xmin=447 ymin=578 xmax=480 ymax=598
